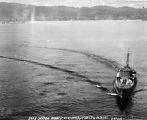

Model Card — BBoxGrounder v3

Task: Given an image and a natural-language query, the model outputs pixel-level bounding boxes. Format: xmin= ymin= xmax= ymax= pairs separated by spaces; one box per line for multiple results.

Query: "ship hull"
xmin=113 ymin=77 xmax=137 ymax=98
xmin=113 ymin=51 xmax=137 ymax=99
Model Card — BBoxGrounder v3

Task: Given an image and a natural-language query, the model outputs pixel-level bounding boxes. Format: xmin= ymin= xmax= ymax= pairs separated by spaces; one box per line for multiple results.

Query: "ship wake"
xmin=21 ymin=45 xmax=121 ymax=71
xmin=0 ymin=55 xmax=102 ymax=86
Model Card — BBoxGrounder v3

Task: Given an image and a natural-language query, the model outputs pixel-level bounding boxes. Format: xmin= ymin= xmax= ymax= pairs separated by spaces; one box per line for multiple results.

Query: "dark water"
xmin=0 ymin=21 xmax=147 ymax=120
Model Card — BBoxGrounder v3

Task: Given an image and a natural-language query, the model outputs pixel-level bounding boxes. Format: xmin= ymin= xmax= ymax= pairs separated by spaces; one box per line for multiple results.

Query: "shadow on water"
xmin=116 ymin=96 xmax=133 ymax=115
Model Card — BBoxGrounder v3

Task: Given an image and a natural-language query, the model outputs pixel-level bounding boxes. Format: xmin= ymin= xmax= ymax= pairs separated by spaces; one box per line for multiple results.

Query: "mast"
xmin=126 ymin=51 xmax=130 ymax=67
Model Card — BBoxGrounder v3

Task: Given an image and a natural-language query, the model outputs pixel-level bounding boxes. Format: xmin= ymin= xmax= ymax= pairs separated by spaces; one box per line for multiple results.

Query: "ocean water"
xmin=0 ymin=20 xmax=147 ymax=119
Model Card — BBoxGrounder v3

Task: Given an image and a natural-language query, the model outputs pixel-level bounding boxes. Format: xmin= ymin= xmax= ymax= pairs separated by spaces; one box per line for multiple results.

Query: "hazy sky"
xmin=1 ymin=0 xmax=147 ymax=8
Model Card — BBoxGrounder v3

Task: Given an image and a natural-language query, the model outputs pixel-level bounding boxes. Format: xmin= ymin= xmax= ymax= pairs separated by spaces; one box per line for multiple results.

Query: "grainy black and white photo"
xmin=0 ymin=0 xmax=147 ymax=120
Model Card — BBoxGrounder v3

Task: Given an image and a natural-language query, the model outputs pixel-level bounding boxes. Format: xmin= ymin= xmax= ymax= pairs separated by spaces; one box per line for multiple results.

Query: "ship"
xmin=113 ymin=51 xmax=137 ymax=99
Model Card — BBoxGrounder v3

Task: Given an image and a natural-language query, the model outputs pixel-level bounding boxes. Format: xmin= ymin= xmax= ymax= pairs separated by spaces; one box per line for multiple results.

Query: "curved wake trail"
xmin=22 ymin=45 xmax=120 ymax=71
xmin=0 ymin=56 xmax=102 ymax=86
xmin=52 ymin=48 xmax=120 ymax=71
xmin=17 ymin=45 xmax=122 ymax=93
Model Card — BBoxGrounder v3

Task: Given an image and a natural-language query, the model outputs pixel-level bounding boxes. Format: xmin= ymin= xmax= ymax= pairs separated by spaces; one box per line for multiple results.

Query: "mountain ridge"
xmin=0 ymin=2 xmax=147 ymax=21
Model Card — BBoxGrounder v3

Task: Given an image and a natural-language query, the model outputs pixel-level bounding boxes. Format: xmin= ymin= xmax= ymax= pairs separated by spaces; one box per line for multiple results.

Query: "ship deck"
xmin=115 ymin=80 xmax=135 ymax=89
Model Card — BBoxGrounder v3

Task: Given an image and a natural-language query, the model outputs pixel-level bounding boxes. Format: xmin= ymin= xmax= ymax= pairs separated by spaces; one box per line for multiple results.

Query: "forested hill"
xmin=0 ymin=2 xmax=147 ymax=21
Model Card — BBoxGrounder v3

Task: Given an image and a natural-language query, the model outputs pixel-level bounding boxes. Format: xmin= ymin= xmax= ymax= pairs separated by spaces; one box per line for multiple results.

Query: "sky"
xmin=0 ymin=0 xmax=147 ymax=8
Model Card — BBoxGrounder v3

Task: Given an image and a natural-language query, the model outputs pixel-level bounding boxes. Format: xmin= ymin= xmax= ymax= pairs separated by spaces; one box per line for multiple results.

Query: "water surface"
xmin=0 ymin=20 xmax=147 ymax=119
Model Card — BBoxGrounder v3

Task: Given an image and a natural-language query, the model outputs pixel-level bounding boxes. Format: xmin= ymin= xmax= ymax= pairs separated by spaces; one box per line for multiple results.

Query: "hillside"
xmin=0 ymin=2 xmax=147 ymax=21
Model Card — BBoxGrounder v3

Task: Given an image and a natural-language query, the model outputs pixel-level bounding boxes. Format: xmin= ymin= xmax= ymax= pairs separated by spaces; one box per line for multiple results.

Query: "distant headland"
xmin=0 ymin=2 xmax=147 ymax=22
